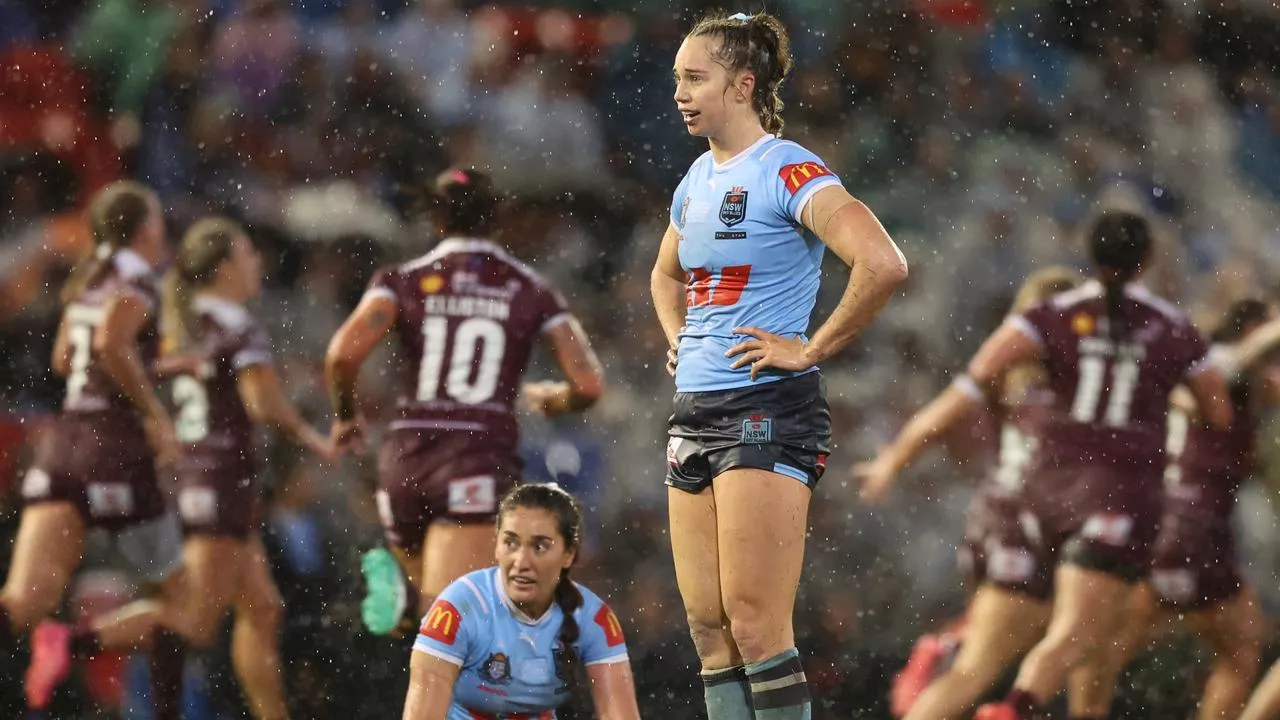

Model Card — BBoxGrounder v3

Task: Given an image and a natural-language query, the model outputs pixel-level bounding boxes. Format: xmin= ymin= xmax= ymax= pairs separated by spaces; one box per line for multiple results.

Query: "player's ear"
xmin=561 ymin=546 xmax=577 ymax=571
xmin=734 ymin=70 xmax=756 ymax=104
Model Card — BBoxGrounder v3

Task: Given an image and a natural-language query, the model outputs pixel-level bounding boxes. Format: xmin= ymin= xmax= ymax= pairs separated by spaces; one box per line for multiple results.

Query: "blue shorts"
xmin=665 ymin=372 xmax=831 ymax=494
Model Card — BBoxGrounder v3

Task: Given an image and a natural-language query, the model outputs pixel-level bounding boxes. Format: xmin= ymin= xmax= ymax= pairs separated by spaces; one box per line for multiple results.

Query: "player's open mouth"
xmin=510 ymin=576 xmax=537 ymax=587
xmin=680 ymin=110 xmax=700 ymax=123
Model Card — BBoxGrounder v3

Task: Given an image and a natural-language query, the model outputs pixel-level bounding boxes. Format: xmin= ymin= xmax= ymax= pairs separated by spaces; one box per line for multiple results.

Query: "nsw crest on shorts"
xmin=741 ymin=415 xmax=772 ymax=444
xmin=719 ymin=188 xmax=748 ymax=227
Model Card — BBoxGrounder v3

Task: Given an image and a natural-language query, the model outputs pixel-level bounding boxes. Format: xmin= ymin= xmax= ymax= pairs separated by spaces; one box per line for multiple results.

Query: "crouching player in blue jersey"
xmin=402 ymin=484 xmax=640 ymax=720
xmin=653 ymin=10 xmax=909 ymax=720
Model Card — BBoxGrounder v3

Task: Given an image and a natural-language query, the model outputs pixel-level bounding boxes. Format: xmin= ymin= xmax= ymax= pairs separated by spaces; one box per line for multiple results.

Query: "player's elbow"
xmin=874 ymin=246 xmax=909 ymax=289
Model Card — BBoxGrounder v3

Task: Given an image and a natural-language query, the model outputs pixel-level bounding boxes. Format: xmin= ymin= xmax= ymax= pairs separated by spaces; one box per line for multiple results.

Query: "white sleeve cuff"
xmin=791 ymin=178 xmax=841 ymax=225
xmin=1006 ymin=315 xmax=1044 ymax=349
xmin=541 ymin=312 xmax=572 ymax=333
xmin=411 ymin=644 xmax=464 ymax=666
xmin=232 ymin=350 xmax=273 ymax=370
xmin=952 ymin=375 xmax=984 ymax=400
xmin=1186 ymin=351 xmax=1218 ymax=379
xmin=585 ymin=653 xmax=630 ymax=667
xmin=362 ymin=287 xmax=398 ymax=305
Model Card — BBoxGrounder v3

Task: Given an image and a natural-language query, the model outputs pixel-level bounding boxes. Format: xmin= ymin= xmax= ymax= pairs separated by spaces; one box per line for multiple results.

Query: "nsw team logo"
xmin=480 ymin=652 xmax=512 ymax=684
xmin=741 ymin=415 xmax=772 ymax=444
xmin=718 ymin=187 xmax=748 ymax=227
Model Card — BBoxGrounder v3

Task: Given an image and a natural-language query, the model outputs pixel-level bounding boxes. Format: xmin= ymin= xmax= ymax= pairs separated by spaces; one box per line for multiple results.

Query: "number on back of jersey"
xmin=417 ymin=316 xmax=507 ymax=404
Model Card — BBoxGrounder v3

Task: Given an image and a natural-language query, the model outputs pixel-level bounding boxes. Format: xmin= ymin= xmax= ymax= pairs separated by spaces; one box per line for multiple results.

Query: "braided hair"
xmin=496 ymin=484 xmax=587 ymax=710
xmin=688 ymin=11 xmax=794 ymax=136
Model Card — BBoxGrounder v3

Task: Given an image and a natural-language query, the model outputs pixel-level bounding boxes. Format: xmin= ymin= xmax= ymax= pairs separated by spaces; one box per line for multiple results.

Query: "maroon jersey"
xmin=1166 ymin=357 xmax=1257 ymax=521
xmin=173 ymin=295 xmax=275 ymax=467
xmin=1012 ymin=282 xmax=1210 ymax=472
xmin=364 ymin=238 xmax=570 ymax=451
xmin=62 ymin=249 xmax=161 ymax=414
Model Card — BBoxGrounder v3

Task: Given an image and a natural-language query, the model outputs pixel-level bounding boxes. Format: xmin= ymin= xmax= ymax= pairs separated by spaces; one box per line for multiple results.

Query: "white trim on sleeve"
xmin=411 ymin=644 xmax=464 ymax=666
xmin=585 ymin=652 xmax=630 ymax=667
xmin=1185 ymin=353 xmax=1216 ymax=378
xmin=232 ymin=350 xmax=274 ymax=370
xmin=791 ymin=177 xmax=841 ymax=225
xmin=952 ymin=375 xmax=984 ymax=401
xmin=1006 ymin=315 xmax=1044 ymax=350
xmin=362 ymin=287 xmax=398 ymax=305
xmin=541 ymin=312 xmax=572 ymax=333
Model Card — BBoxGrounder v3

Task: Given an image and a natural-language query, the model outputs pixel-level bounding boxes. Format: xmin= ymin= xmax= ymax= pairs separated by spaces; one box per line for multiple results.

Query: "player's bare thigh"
xmin=418 ymin=520 xmax=494 ymax=602
xmin=669 ymin=484 xmax=738 ymax=670
xmin=1 ymin=502 xmax=86 ymax=627
xmin=714 ymin=467 xmax=810 ymax=663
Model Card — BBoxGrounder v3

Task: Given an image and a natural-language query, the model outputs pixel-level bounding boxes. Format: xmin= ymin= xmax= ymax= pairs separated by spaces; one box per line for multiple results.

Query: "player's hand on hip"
xmin=665 ymin=347 xmax=678 ymax=377
xmin=851 ymin=456 xmax=897 ymax=505
xmin=522 ymin=381 xmax=567 ymax=415
xmin=726 ymin=326 xmax=812 ymax=381
xmin=331 ymin=417 xmax=366 ymax=454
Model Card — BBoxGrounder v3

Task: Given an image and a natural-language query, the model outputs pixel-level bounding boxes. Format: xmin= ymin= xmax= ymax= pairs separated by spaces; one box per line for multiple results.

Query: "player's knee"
xmin=686 ymin=613 xmax=733 ymax=664
xmin=1 ymin=587 xmax=55 ymax=630
xmin=723 ymin=602 xmax=786 ymax=662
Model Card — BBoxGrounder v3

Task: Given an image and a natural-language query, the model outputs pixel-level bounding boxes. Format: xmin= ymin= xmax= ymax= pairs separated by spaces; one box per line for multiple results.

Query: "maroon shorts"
xmin=23 ymin=411 xmax=166 ymax=531
xmin=176 ymin=455 xmax=260 ymax=539
xmin=1024 ymin=464 xmax=1163 ymax=582
xmin=960 ymin=489 xmax=1053 ymax=601
xmin=1150 ymin=510 xmax=1242 ymax=611
xmin=376 ymin=427 xmax=521 ymax=552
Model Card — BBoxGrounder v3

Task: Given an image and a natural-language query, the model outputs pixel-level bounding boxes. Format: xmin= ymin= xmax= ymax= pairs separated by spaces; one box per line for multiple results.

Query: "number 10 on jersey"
xmin=686 ymin=265 xmax=751 ymax=308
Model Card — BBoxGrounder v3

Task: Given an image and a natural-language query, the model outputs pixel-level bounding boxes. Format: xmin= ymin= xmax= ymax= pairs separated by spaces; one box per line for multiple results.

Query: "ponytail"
xmin=166 ymin=217 xmax=243 ymax=352
xmin=688 ymin=11 xmax=794 ymax=136
xmin=62 ymin=181 xmax=156 ymax=305
xmin=1088 ymin=211 xmax=1153 ymax=343
xmin=552 ymin=571 xmax=589 ymax=713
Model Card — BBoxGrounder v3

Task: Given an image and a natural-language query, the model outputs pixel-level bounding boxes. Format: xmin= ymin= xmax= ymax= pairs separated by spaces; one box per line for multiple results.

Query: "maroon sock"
xmin=69 ymin=626 xmax=102 ymax=659
xmin=1006 ymin=689 xmax=1042 ymax=719
xmin=150 ymin=628 xmax=185 ymax=720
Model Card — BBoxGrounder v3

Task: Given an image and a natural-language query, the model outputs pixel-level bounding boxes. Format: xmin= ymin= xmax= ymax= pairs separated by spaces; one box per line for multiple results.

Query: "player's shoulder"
xmin=1126 ymin=284 xmax=1191 ymax=326
xmin=1042 ymin=281 xmax=1103 ymax=312
xmin=192 ymin=295 xmax=255 ymax=335
xmin=440 ymin=567 xmax=501 ymax=617
xmin=756 ymin=137 xmax=825 ymax=168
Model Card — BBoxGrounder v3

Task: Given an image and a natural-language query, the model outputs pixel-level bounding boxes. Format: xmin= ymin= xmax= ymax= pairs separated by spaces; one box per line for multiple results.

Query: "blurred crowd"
xmin=6 ymin=0 xmax=1280 ymax=716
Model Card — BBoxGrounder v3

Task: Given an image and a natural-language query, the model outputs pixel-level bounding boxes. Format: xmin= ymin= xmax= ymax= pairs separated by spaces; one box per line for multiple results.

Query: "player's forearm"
xmin=650 ymin=271 xmax=687 ymax=349
xmin=325 ymin=357 xmax=360 ymax=422
xmin=804 ymin=255 xmax=907 ymax=364
xmin=885 ymin=386 xmax=977 ymax=473
xmin=100 ymin=345 xmax=167 ymax=420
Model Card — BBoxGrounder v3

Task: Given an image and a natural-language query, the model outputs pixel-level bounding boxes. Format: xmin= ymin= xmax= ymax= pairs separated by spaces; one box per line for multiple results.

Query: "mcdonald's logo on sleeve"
xmin=593 ymin=605 xmax=625 ymax=647
xmin=420 ymin=599 xmax=462 ymax=645
xmin=778 ymin=162 xmax=833 ymax=196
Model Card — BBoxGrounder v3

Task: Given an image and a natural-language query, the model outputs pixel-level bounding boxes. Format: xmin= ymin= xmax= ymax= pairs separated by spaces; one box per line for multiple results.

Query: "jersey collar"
xmin=436 ymin=236 xmax=504 ymax=255
xmin=114 ymin=247 xmax=153 ymax=279
xmin=712 ymin=134 xmax=774 ymax=174
xmin=192 ymin=293 xmax=252 ymax=329
xmin=492 ymin=567 xmax=556 ymax=627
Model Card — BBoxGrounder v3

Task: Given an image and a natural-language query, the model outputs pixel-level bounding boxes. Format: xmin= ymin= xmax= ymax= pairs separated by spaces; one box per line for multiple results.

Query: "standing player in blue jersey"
xmin=402 ymin=483 xmax=640 ymax=720
xmin=652 ymin=11 xmax=908 ymax=720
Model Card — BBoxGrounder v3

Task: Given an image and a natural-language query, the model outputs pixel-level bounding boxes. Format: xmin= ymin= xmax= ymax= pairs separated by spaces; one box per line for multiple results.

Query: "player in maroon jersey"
xmin=1 ymin=181 xmax=185 ymax=711
xmin=325 ymin=168 xmax=604 ymax=636
xmin=972 ymin=211 xmax=1232 ymax=720
xmin=27 ymin=217 xmax=337 ymax=719
xmin=1077 ymin=298 xmax=1280 ymax=720
xmin=853 ymin=267 xmax=1080 ymax=720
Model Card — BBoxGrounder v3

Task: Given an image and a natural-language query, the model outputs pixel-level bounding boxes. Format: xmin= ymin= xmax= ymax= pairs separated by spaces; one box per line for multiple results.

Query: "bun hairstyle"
xmin=430 ymin=167 xmax=502 ymax=237
xmin=688 ymin=11 xmax=794 ymax=136
xmin=1088 ymin=211 xmax=1153 ymax=342
xmin=61 ymin=180 xmax=157 ymax=305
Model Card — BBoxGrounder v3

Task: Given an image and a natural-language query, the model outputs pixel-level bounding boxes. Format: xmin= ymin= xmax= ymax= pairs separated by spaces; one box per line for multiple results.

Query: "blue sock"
xmin=702 ymin=665 xmax=753 ymax=719
xmin=745 ymin=648 xmax=810 ymax=720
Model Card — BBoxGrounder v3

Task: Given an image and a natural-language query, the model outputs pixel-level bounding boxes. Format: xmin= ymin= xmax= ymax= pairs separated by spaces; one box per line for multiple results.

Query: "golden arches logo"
xmin=779 ymin=162 xmax=832 ymax=195
xmin=594 ymin=605 xmax=625 ymax=647
xmin=420 ymin=600 xmax=461 ymax=645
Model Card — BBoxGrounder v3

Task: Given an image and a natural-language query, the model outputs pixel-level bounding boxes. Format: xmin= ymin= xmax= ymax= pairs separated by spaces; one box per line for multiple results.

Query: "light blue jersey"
xmin=670 ymin=135 xmax=843 ymax=392
xmin=412 ymin=567 xmax=629 ymax=719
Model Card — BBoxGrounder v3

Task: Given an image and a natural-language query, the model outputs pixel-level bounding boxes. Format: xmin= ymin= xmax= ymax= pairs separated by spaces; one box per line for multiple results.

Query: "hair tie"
xmin=728 ymin=12 xmax=751 ymax=23
xmin=450 ymin=170 xmax=470 ymax=185
xmin=94 ymin=244 xmax=112 ymax=260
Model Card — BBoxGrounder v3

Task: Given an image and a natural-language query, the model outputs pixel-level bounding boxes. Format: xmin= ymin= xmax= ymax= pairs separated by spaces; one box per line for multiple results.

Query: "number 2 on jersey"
xmin=173 ymin=376 xmax=210 ymax=443
xmin=417 ymin=316 xmax=507 ymax=404
xmin=686 ymin=265 xmax=751 ymax=308
xmin=1071 ymin=350 xmax=1140 ymax=426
